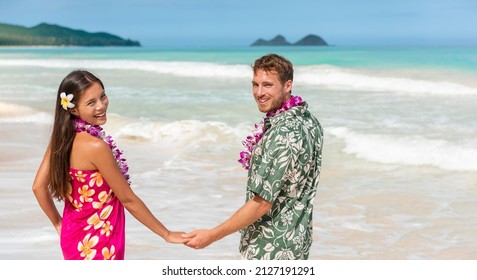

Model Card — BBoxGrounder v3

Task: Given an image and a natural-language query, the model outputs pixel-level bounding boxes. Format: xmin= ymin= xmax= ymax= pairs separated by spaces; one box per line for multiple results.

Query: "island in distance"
xmin=251 ymin=34 xmax=328 ymax=46
xmin=0 ymin=22 xmax=141 ymax=46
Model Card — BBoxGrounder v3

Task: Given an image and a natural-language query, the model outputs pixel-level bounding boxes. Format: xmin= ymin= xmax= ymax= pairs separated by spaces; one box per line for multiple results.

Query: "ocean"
xmin=0 ymin=46 xmax=476 ymax=260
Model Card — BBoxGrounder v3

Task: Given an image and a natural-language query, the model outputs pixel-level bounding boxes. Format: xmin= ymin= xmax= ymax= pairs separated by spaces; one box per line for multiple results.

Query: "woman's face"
xmin=71 ymin=82 xmax=109 ymax=125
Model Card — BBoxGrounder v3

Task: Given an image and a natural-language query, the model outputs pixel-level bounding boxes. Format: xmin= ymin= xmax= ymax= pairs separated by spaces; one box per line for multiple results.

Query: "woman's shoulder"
xmin=71 ymin=132 xmax=112 ymax=171
xmin=74 ymin=132 xmax=110 ymax=151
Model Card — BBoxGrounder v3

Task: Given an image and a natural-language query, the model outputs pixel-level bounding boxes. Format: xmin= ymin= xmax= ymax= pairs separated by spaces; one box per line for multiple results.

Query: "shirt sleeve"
xmin=247 ymin=125 xmax=300 ymax=203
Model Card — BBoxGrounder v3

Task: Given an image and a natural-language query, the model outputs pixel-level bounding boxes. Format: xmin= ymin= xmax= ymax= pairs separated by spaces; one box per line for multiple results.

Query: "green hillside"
xmin=0 ymin=22 xmax=141 ymax=46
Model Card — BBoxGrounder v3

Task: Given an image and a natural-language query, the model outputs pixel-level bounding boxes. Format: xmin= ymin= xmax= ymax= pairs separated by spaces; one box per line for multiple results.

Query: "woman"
xmin=32 ymin=70 xmax=187 ymax=260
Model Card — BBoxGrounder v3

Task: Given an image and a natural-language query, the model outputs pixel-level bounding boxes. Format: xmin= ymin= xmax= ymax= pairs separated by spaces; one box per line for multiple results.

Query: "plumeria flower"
xmin=60 ymin=92 xmax=75 ymax=110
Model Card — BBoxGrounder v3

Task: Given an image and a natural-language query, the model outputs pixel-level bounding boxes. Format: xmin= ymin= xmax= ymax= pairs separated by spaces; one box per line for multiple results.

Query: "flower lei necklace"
xmin=74 ymin=118 xmax=131 ymax=184
xmin=238 ymin=95 xmax=303 ymax=170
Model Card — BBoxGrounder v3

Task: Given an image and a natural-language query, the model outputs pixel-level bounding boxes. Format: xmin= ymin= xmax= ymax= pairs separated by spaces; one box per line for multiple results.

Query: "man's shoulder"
xmin=305 ymin=110 xmax=323 ymax=131
xmin=275 ymin=106 xmax=321 ymax=131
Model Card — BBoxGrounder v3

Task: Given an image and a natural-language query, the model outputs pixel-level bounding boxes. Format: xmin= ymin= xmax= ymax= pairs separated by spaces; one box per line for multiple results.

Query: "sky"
xmin=1 ymin=0 xmax=476 ymax=47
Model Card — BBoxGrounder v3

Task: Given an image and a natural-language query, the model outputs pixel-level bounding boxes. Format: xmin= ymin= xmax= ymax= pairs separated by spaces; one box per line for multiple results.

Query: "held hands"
xmin=164 ymin=231 xmax=192 ymax=244
xmin=163 ymin=229 xmax=217 ymax=248
xmin=182 ymin=229 xmax=216 ymax=249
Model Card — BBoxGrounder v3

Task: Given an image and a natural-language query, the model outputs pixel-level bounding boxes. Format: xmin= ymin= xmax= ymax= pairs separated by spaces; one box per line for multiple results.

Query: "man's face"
xmin=252 ymin=69 xmax=292 ymax=113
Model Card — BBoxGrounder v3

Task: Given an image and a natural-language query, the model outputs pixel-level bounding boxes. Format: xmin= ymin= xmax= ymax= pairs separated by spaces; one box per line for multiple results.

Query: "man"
xmin=183 ymin=53 xmax=323 ymax=260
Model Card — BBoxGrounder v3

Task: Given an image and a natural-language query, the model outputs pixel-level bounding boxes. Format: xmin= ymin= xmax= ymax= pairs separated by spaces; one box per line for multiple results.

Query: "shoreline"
xmin=1 ymin=46 xmax=477 ymax=260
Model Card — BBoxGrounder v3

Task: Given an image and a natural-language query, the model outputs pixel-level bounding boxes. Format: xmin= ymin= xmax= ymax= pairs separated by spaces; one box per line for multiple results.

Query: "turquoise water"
xmin=2 ymin=46 xmax=477 ymax=71
xmin=1 ymin=46 xmax=477 ymax=259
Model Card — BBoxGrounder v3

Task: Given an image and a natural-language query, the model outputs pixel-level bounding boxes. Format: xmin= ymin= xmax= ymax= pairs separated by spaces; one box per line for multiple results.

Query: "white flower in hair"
xmin=60 ymin=92 xmax=75 ymax=110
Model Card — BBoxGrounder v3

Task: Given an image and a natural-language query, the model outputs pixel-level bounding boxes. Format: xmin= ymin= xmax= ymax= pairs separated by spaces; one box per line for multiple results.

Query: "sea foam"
xmin=328 ymin=126 xmax=477 ymax=171
xmin=296 ymin=65 xmax=477 ymax=95
xmin=2 ymin=59 xmax=476 ymax=96
xmin=0 ymin=102 xmax=52 ymax=124
xmin=0 ymin=59 xmax=250 ymax=79
xmin=113 ymin=119 xmax=248 ymax=147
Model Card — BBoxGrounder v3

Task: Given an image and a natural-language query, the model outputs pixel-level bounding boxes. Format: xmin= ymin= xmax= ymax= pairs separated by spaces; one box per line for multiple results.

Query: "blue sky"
xmin=1 ymin=0 xmax=476 ymax=46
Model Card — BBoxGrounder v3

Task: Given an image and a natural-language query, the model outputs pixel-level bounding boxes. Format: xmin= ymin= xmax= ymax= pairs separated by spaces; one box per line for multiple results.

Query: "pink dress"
xmin=60 ymin=168 xmax=125 ymax=260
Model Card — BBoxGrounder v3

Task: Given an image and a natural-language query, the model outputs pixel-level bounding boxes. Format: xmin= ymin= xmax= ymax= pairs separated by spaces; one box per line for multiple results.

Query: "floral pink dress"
xmin=60 ymin=168 xmax=125 ymax=260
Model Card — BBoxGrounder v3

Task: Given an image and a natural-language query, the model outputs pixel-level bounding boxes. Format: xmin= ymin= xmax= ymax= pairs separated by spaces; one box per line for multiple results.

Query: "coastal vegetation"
xmin=0 ymin=22 xmax=141 ymax=46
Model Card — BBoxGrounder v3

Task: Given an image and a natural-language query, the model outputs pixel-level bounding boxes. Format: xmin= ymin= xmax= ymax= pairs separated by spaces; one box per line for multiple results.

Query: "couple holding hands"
xmin=32 ymin=53 xmax=323 ymax=260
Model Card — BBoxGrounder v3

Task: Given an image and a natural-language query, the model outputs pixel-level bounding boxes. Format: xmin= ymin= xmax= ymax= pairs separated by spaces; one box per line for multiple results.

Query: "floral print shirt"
xmin=240 ymin=102 xmax=323 ymax=260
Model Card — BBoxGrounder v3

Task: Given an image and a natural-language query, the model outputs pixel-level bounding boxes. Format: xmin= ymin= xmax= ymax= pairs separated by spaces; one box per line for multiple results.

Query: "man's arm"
xmin=183 ymin=194 xmax=272 ymax=249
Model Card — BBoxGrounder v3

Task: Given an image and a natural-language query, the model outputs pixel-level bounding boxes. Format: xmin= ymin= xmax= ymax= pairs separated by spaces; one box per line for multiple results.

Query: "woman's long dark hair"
xmin=48 ymin=70 xmax=104 ymax=200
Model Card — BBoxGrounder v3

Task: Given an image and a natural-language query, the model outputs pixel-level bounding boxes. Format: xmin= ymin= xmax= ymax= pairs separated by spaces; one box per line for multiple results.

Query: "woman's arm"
xmin=89 ymin=139 xmax=187 ymax=243
xmin=32 ymin=146 xmax=62 ymax=235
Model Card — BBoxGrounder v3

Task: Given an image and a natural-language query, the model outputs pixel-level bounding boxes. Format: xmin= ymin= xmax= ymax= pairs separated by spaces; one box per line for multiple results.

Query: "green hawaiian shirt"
xmin=239 ymin=102 xmax=323 ymax=260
